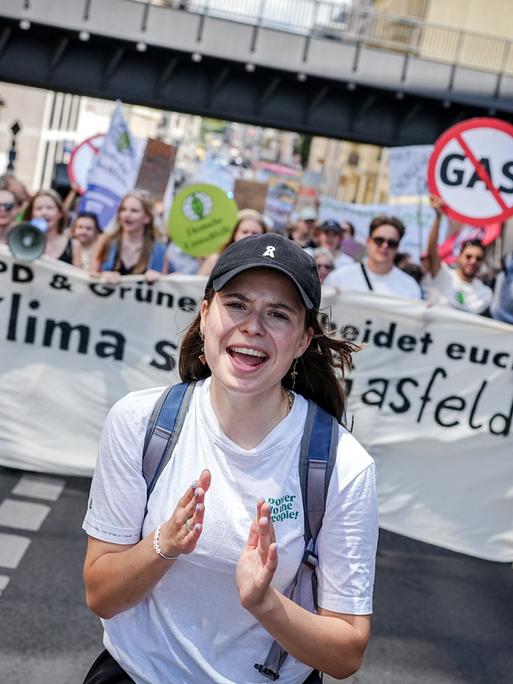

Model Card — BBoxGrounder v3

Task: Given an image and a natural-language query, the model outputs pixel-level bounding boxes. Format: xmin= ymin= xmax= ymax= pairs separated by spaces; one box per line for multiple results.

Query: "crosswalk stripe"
xmin=0 ymin=533 xmax=31 ymax=569
xmin=12 ymin=475 xmax=65 ymax=502
xmin=0 ymin=575 xmax=10 ymax=595
xmin=0 ymin=499 xmax=51 ymax=531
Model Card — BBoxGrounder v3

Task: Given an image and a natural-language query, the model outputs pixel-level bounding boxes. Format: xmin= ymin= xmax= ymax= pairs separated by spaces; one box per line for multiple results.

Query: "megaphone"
xmin=7 ymin=218 xmax=48 ymax=261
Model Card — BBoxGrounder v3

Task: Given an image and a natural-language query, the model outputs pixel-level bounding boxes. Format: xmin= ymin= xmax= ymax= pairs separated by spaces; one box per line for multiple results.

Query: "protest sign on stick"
xmin=233 ymin=179 xmax=268 ymax=213
xmin=168 ymin=183 xmax=238 ymax=256
xmin=79 ymin=101 xmax=144 ymax=229
xmin=428 ymin=117 xmax=513 ymax=226
xmin=135 ymin=138 xmax=177 ymax=199
xmin=389 ymin=144 xmax=432 ymax=197
xmin=68 ymin=134 xmax=105 ymax=195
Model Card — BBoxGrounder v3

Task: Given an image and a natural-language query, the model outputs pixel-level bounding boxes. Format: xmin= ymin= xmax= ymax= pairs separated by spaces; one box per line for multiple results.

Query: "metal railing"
xmin=137 ymin=0 xmax=513 ymax=75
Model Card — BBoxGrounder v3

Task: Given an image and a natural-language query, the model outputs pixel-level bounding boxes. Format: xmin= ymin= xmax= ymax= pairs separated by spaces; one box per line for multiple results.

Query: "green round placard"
xmin=168 ymin=183 xmax=238 ymax=257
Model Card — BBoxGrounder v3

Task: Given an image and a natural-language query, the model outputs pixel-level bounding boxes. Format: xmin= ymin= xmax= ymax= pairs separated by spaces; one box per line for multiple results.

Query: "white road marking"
xmin=12 ymin=475 xmax=65 ymax=502
xmin=0 ymin=499 xmax=51 ymax=531
xmin=0 ymin=533 xmax=31 ymax=568
xmin=0 ymin=475 xmax=67 ymax=600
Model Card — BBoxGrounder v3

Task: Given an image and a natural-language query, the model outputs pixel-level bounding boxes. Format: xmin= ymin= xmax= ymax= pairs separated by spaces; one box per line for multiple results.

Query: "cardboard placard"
xmin=233 ymin=179 xmax=268 ymax=213
xmin=135 ymin=139 xmax=177 ymax=198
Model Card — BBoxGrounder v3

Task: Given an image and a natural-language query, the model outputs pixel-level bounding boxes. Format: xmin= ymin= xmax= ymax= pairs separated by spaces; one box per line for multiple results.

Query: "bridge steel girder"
xmin=1 ymin=17 xmax=512 ymax=146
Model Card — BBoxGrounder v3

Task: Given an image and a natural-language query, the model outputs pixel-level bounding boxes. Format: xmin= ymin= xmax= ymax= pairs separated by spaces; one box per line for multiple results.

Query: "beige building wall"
xmin=420 ymin=0 xmax=512 ymax=72
xmin=0 ymin=82 xmax=52 ymax=192
xmin=308 ymin=137 xmax=388 ymax=204
xmin=425 ymin=0 xmax=513 ymax=40
xmin=373 ymin=0 xmax=429 ymax=19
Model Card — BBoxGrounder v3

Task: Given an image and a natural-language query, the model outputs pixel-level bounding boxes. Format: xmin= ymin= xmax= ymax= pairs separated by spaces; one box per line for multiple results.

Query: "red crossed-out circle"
xmin=428 ymin=117 xmax=513 ymax=226
xmin=68 ymin=134 xmax=105 ymax=194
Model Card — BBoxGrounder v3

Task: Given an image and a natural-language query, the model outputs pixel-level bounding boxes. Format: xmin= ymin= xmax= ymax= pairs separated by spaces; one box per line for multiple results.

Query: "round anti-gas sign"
xmin=428 ymin=117 xmax=513 ymax=226
xmin=168 ymin=183 xmax=238 ymax=257
xmin=68 ymin=134 xmax=105 ymax=195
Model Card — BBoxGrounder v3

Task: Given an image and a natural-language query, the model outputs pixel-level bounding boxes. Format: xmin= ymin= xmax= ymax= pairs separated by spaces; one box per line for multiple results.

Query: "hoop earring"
xmin=289 ymin=358 xmax=298 ymax=390
xmin=198 ymin=329 xmax=207 ymax=365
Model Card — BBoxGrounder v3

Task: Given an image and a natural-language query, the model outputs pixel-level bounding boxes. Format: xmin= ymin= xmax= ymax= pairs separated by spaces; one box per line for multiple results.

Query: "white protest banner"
xmin=428 ymin=117 xmax=513 ymax=226
xmin=322 ymin=286 xmax=513 ymax=562
xmin=79 ymin=101 xmax=144 ymax=228
xmin=319 ymin=196 xmax=448 ymax=260
xmin=389 ymin=144 xmax=433 ymax=197
xmin=0 ymin=247 xmax=512 ymax=561
xmin=0 ymin=247 xmax=198 ymax=476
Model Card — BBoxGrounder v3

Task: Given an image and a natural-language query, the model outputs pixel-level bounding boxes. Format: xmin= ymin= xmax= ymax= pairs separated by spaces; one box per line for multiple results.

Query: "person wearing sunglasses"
xmin=324 ymin=215 xmax=422 ymax=299
xmin=426 ymin=196 xmax=492 ymax=315
xmin=0 ymin=189 xmax=20 ymax=244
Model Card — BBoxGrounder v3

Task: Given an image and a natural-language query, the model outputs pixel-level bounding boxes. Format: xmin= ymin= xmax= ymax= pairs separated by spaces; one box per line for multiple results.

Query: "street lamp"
xmin=7 ymin=121 xmax=21 ymax=173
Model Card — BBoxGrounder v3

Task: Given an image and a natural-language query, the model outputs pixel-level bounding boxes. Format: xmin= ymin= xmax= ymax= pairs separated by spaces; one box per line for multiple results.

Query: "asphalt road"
xmin=0 ymin=466 xmax=512 ymax=684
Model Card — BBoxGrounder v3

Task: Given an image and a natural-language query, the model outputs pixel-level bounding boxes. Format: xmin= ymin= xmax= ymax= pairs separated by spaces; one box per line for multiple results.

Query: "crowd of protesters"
xmin=0 ymin=172 xmax=511 ymax=323
xmin=286 ymin=196 xmax=510 ymax=321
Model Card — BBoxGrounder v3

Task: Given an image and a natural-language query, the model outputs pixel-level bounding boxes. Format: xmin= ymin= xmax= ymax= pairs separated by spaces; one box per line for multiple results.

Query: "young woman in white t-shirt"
xmin=82 ymin=233 xmax=378 ymax=684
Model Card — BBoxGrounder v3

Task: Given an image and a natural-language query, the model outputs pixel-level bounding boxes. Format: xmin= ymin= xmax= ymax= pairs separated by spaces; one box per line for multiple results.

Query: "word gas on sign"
xmin=428 ymin=117 xmax=513 ymax=226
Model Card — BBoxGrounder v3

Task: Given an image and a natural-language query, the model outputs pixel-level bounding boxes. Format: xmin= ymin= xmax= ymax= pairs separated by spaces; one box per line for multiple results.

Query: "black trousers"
xmin=84 ymin=649 xmax=322 ymax=683
xmin=83 ymin=650 xmax=134 ymax=684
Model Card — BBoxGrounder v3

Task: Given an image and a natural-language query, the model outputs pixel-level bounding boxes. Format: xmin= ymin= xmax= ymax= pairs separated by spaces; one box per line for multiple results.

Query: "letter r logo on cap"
xmin=262 ymin=246 xmax=276 ymax=258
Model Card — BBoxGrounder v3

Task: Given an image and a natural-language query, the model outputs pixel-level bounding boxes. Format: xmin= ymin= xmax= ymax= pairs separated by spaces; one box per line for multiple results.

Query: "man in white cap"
xmin=290 ymin=206 xmax=318 ymax=250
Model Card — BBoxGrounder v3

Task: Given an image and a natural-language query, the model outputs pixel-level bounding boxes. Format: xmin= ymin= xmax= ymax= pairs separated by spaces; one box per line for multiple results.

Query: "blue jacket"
xmin=101 ymin=241 xmax=166 ymax=273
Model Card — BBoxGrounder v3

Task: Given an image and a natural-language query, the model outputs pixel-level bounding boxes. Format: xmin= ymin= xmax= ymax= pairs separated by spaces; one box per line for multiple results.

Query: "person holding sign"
xmin=89 ymin=192 xmax=168 ymax=283
xmin=82 ymin=234 xmax=378 ymax=684
xmin=426 ymin=196 xmax=493 ymax=315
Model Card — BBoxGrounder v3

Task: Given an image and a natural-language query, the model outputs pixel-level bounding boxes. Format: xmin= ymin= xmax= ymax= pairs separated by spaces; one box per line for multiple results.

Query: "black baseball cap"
xmin=319 ymin=220 xmax=342 ymax=234
xmin=207 ymin=233 xmax=321 ymax=310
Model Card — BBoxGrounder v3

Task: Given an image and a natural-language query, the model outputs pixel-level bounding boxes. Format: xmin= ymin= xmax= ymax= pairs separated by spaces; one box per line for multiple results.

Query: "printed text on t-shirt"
xmin=268 ymin=495 xmax=299 ymax=522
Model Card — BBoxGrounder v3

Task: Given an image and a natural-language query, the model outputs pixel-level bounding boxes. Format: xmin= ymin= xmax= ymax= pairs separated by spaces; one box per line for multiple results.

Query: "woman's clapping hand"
xmin=236 ymin=499 xmax=278 ymax=613
xmin=158 ymin=469 xmax=211 ymax=559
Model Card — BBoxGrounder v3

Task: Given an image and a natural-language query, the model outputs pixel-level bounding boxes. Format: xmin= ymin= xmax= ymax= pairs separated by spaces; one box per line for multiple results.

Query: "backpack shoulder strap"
xmin=254 ymin=401 xmax=339 ymax=681
xmin=142 ymin=381 xmax=195 ymax=497
xmin=299 ymin=401 xmax=339 ymax=548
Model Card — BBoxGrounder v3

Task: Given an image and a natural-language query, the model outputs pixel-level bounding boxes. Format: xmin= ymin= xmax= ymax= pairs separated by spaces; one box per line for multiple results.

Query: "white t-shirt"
xmin=334 ymin=252 xmax=355 ymax=269
xmin=83 ymin=379 xmax=378 ymax=684
xmin=325 ymin=261 xmax=422 ymax=300
xmin=428 ymin=263 xmax=493 ymax=314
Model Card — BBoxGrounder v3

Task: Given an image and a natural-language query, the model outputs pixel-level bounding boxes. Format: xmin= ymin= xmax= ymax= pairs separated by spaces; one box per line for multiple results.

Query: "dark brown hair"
xmin=179 ymin=289 xmax=358 ymax=423
xmin=369 ymin=215 xmax=405 ymax=241
xmin=460 ymin=238 xmax=484 ymax=255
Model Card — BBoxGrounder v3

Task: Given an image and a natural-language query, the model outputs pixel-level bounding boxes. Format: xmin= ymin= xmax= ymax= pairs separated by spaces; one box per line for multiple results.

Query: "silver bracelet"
xmin=152 ymin=524 xmax=179 ymax=560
